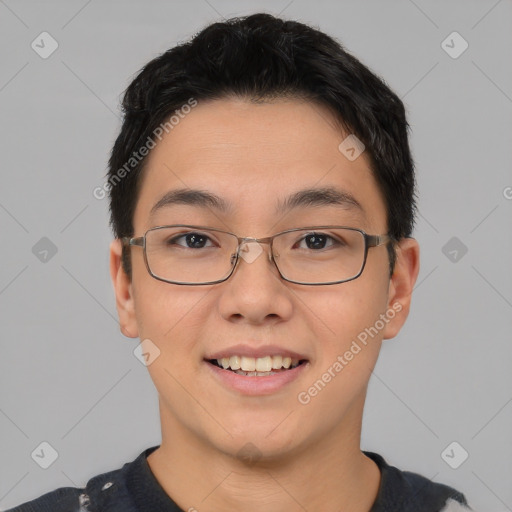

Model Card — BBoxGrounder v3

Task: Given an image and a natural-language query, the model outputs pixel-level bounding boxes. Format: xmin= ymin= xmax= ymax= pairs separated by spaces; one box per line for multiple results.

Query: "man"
xmin=8 ymin=13 xmax=473 ymax=512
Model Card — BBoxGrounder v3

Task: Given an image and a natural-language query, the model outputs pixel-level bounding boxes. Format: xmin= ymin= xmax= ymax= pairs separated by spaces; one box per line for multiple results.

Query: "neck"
xmin=147 ymin=397 xmax=381 ymax=512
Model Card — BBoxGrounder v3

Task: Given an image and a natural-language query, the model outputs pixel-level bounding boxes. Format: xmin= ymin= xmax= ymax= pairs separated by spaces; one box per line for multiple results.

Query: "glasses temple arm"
xmin=121 ymin=236 xmax=144 ymax=247
xmin=366 ymin=234 xmax=393 ymax=247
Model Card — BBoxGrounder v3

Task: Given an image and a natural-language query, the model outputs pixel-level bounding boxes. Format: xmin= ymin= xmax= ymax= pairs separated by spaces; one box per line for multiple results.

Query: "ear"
xmin=109 ymin=239 xmax=139 ymax=339
xmin=382 ymin=238 xmax=420 ymax=340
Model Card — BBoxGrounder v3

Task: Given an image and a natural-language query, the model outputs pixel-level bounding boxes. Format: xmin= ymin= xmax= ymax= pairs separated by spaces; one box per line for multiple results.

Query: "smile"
xmin=205 ymin=353 xmax=309 ymax=395
xmin=209 ymin=355 xmax=305 ymax=376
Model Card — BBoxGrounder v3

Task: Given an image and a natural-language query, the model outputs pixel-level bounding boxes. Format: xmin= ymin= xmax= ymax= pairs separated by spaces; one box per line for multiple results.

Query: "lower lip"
xmin=205 ymin=361 xmax=308 ymax=396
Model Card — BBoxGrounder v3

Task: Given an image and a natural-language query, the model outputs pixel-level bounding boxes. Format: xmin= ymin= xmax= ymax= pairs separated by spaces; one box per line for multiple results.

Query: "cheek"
xmin=309 ymin=277 xmax=389 ymax=349
xmin=300 ymin=274 xmax=389 ymax=389
xmin=292 ymin=286 xmax=387 ymax=431
xmin=130 ymin=279 xmax=222 ymax=439
xmin=132 ymin=275 xmax=210 ymax=355
xmin=133 ymin=282 xmax=211 ymax=403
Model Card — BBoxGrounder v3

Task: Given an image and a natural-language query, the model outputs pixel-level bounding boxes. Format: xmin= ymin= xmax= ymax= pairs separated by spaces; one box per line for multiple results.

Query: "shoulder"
xmin=4 ymin=450 xmax=145 ymax=512
xmin=364 ymin=451 xmax=474 ymax=512
xmin=441 ymin=499 xmax=476 ymax=511
xmin=4 ymin=486 xmax=86 ymax=512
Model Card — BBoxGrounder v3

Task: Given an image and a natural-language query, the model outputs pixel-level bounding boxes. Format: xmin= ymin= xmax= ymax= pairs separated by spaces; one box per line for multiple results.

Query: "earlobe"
xmin=382 ymin=238 xmax=420 ymax=340
xmin=109 ymin=239 xmax=139 ymax=339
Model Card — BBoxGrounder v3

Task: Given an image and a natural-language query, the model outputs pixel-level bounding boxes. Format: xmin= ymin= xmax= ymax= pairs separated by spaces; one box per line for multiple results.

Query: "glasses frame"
xmin=122 ymin=224 xmax=392 ymax=286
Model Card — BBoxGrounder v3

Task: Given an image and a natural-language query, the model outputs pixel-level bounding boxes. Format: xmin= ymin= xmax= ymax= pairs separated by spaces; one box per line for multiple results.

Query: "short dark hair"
xmin=107 ymin=13 xmax=416 ymax=277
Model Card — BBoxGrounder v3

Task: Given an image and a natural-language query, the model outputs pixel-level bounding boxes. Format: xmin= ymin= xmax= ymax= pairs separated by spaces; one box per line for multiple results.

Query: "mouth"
xmin=206 ymin=355 xmax=308 ymax=377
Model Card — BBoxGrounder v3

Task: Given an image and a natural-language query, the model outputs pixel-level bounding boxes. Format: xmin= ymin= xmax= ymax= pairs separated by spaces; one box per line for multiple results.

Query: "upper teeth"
xmin=217 ymin=355 xmax=299 ymax=372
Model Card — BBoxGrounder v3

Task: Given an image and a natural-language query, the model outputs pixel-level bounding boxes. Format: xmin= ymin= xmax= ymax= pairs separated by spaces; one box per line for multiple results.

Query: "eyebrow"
xmin=275 ymin=186 xmax=364 ymax=216
xmin=149 ymin=189 xmax=232 ymax=218
xmin=149 ymin=186 xmax=364 ymax=218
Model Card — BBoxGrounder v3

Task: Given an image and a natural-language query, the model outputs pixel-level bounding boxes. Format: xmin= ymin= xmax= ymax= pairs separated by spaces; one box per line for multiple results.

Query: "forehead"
xmin=133 ymin=97 xmax=386 ymax=232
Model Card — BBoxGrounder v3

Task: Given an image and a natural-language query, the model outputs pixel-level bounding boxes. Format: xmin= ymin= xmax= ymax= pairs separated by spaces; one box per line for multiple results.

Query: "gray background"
xmin=0 ymin=0 xmax=511 ymax=510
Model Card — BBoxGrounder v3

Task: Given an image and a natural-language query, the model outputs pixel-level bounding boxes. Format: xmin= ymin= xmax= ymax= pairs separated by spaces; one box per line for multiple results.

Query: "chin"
xmin=219 ymin=436 xmax=303 ymax=466
xmin=201 ymin=416 xmax=310 ymax=464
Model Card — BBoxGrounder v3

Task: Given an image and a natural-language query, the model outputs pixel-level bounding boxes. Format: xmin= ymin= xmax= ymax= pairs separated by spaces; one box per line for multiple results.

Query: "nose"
xmin=217 ymin=240 xmax=294 ymax=325
xmin=237 ymin=239 xmax=273 ymax=265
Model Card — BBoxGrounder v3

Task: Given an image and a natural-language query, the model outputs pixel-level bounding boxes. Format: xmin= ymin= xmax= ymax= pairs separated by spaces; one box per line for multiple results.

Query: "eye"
xmin=295 ymin=232 xmax=338 ymax=250
xmin=169 ymin=232 xmax=215 ymax=249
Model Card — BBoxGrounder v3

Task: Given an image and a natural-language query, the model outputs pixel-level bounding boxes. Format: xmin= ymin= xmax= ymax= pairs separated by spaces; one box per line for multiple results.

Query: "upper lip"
xmin=206 ymin=344 xmax=309 ymax=361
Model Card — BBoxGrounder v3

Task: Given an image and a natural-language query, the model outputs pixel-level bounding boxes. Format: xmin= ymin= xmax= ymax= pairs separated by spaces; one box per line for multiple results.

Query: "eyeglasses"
xmin=122 ymin=225 xmax=391 ymax=286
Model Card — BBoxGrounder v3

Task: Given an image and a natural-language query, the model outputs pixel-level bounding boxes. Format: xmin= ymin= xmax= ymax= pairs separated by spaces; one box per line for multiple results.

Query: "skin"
xmin=110 ymin=97 xmax=420 ymax=512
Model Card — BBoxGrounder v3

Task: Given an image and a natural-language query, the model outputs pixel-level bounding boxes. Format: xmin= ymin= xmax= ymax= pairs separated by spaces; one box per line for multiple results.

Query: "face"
xmin=110 ymin=97 xmax=419 ymax=461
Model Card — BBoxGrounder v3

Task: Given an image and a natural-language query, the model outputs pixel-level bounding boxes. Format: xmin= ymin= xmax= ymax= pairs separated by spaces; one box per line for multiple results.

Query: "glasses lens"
xmin=145 ymin=227 xmax=237 ymax=284
xmin=143 ymin=226 xmax=367 ymax=285
xmin=273 ymin=228 xmax=366 ymax=284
